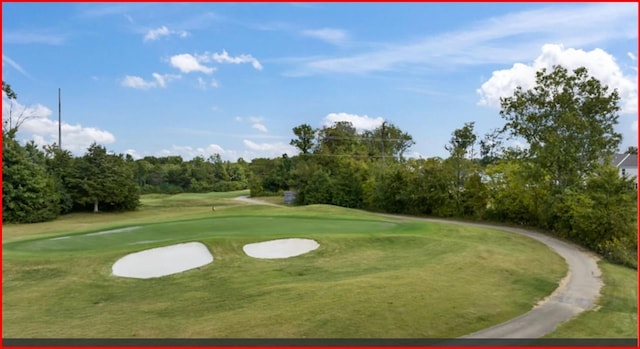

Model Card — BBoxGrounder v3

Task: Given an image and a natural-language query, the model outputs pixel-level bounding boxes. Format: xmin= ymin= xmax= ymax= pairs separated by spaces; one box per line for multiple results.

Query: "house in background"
xmin=613 ymin=153 xmax=638 ymax=189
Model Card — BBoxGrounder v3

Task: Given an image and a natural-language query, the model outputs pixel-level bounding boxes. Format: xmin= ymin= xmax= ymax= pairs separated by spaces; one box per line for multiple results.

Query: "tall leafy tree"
xmin=363 ymin=121 xmax=415 ymax=161
xmin=445 ymin=122 xmax=478 ymax=215
xmin=500 ymin=65 xmax=622 ymax=192
xmin=2 ymin=133 xmax=60 ymax=223
xmin=68 ymin=143 xmax=139 ymax=212
xmin=290 ymin=124 xmax=316 ymax=154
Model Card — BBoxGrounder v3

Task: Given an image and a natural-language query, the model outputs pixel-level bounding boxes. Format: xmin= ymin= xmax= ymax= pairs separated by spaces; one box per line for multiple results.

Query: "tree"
xmin=445 ymin=122 xmax=477 ymax=160
xmin=290 ymin=124 xmax=316 ymax=154
xmin=2 ymin=132 xmax=60 ymax=223
xmin=2 ymin=80 xmax=38 ymax=134
xmin=445 ymin=122 xmax=478 ymax=215
xmin=67 ymin=143 xmax=139 ymax=212
xmin=44 ymin=144 xmax=75 ymax=214
xmin=479 ymin=128 xmax=504 ymax=165
xmin=363 ymin=121 xmax=415 ymax=161
xmin=316 ymin=121 xmax=362 ymax=155
xmin=2 ymin=81 xmax=17 ymax=99
xmin=500 ymin=65 xmax=622 ymax=192
xmin=625 ymin=146 xmax=637 ymax=155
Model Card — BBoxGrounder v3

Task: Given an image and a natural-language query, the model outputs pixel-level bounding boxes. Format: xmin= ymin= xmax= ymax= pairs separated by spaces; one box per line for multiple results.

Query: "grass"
xmin=545 ymin=261 xmax=638 ymax=338
xmin=3 ymin=192 xmax=570 ymax=338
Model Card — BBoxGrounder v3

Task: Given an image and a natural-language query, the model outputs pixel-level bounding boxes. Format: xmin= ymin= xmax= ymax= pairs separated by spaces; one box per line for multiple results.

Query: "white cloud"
xmin=196 ymin=77 xmax=219 ymax=90
xmin=144 ymin=26 xmax=170 ymax=41
xmin=322 ymin=112 xmax=385 ymax=133
xmin=170 ymin=54 xmax=215 ymax=74
xmin=252 ymin=123 xmax=268 ymax=133
xmin=234 ymin=116 xmax=243 ymax=122
xmin=125 ymin=149 xmax=142 ymax=159
xmin=197 ymin=77 xmax=207 ymax=90
xmin=632 ymin=120 xmax=638 ymax=132
xmin=205 ymin=50 xmax=263 ymax=70
xmin=288 ymin=3 xmax=636 ymax=76
xmin=248 ymin=116 xmax=264 ymax=123
xmin=121 ymin=73 xmax=180 ymax=89
xmin=628 ymin=52 xmax=637 ymax=61
xmin=156 ymin=144 xmax=237 ymax=161
xmin=3 ymin=31 xmax=66 ymax=45
xmin=2 ymin=54 xmax=31 ymax=78
xmin=3 ymin=93 xmax=116 ymax=154
xmin=477 ymin=44 xmax=638 ymax=114
xmin=243 ymin=140 xmax=298 ymax=158
xmin=122 ymin=75 xmax=156 ymax=89
xmin=301 ymin=28 xmax=349 ymax=46
xmin=144 ymin=26 xmax=189 ymax=42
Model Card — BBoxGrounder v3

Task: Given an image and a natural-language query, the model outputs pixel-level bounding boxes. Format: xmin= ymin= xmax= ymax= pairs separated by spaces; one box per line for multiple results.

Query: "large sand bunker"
xmin=243 ymin=238 xmax=319 ymax=259
xmin=112 ymin=242 xmax=213 ymax=279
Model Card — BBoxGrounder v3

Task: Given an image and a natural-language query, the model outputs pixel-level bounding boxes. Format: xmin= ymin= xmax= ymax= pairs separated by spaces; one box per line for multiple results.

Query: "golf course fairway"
xmin=3 ymin=195 xmax=568 ymax=338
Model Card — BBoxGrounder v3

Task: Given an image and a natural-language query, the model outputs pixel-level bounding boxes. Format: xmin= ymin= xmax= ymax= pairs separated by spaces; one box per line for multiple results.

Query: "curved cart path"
xmin=233 ymin=196 xmax=603 ymax=338
xmin=233 ymin=195 xmax=283 ymax=207
xmin=382 ymin=215 xmax=603 ymax=338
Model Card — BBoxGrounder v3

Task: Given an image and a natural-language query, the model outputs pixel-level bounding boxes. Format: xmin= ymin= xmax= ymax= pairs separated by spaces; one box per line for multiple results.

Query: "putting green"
xmin=4 ymin=216 xmax=398 ymax=253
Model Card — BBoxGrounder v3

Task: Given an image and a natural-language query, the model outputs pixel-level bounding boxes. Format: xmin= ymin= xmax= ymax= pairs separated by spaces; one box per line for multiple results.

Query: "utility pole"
xmin=58 ymin=88 xmax=61 ymax=149
xmin=381 ymin=121 xmax=386 ymax=164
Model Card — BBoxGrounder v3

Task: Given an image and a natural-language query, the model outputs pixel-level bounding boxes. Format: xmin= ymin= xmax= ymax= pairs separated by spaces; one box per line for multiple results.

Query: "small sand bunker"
xmin=112 ymin=242 xmax=213 ymax=279
xmin=243 ymin=238 xmax=319 ymax=259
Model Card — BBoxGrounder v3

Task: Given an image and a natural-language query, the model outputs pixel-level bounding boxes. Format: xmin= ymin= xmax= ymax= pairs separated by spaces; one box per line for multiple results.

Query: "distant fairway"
xmin=3 ymin=193 xmax=568 ymax=338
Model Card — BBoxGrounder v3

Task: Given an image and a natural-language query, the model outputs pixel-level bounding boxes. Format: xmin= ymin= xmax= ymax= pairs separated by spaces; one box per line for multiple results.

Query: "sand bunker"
xmin=112 ymin=242 xmax=213 ymax=279
xmin=243 ymin=238 xmax=319 ymax=259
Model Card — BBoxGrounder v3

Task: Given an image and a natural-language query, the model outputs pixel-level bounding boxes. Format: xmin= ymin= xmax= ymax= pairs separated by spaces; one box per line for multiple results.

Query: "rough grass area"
xmin=545 ymin=261 xmax=638 ymax=338
xmin=3 ymin=192 xmax=568 ymax=338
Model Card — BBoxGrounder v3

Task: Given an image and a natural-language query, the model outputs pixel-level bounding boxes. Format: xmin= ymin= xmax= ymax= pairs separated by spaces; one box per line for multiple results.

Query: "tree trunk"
xmin=93 ymin=200 xmax=99 ymax=213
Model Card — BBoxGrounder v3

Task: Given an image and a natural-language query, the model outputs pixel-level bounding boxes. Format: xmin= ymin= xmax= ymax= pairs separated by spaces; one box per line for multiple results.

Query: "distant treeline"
xmin=2 ymin=66 xmax=637 ymax=268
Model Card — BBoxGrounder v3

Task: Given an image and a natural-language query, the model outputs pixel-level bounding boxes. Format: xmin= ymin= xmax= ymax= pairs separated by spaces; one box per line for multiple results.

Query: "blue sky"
xmin=2 ymin=2 xmax=638 ymax=161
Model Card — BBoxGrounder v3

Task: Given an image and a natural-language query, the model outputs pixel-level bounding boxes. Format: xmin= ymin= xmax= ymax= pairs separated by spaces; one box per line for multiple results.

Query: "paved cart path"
xmin=234 ymin=196 xmax=603 ymax=338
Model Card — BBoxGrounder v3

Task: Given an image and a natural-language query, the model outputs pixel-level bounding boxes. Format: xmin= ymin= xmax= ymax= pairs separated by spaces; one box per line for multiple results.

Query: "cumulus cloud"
xmin=170 ymin=53 xmax=215 ymax=74
xmin=144 ymin=26 xmax=189 ymax=42
xmin=197 ymin=50 xmax=263 ymax=70
xmin=252 ymin=123 xmax=268 ymax=133
xmin=322 ymin=112 xmax=385 ymax=133
xmin=3 ymin=93 xmax=116 ymax=154
xmin=477 ymin=44 xmax=638 ymax=114
xmin=121 ymin=73 xmax=181 ymax=89
xmin=301 ymin=28 xmax=349 ymax=46
xmin=157 ymin=144 xmax=236 ymax=160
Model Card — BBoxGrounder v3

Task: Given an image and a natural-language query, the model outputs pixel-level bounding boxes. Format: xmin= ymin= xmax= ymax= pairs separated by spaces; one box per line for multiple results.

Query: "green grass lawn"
xmin=0 ymin=192 xmax=587 ymax=338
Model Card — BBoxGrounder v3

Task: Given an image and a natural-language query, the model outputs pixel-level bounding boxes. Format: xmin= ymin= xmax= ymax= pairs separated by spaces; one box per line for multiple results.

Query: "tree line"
xmin=249 ymin=66 xmax=637 ymax=268
xmin=3 ymin=66 xmax=637 ymax=267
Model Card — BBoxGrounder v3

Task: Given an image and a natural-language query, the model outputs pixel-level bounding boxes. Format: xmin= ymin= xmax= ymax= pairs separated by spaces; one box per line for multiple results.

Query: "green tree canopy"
xmin=500 ymin=65 xmax=622 ymax=192
xmin=290 ymin=123 xmax=316 ymax=154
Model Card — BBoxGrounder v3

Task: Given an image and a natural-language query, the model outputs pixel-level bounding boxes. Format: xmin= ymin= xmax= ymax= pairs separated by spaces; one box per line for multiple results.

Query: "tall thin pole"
xmin=58 ymin=88 xmax=61 ymax=149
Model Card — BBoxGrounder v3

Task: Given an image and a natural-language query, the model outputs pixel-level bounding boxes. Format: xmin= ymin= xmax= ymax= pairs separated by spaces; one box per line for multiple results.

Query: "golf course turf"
xmin=3 ymin=193 xmax=571 ymax=338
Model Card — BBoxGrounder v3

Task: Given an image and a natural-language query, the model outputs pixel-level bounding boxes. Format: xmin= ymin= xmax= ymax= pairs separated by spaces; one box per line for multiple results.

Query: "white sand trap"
xmin=112 ymin=242 xmax=213 ymax=279
xmin=243 ymin=238 xmax=319 ymax=259
xmin=87 ymin=226 xmax=141 ymax=236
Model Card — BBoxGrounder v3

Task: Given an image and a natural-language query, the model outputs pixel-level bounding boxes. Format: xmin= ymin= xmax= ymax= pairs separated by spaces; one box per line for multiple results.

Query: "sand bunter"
xmin=112 ymin=238 xmax=320 ymax=278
